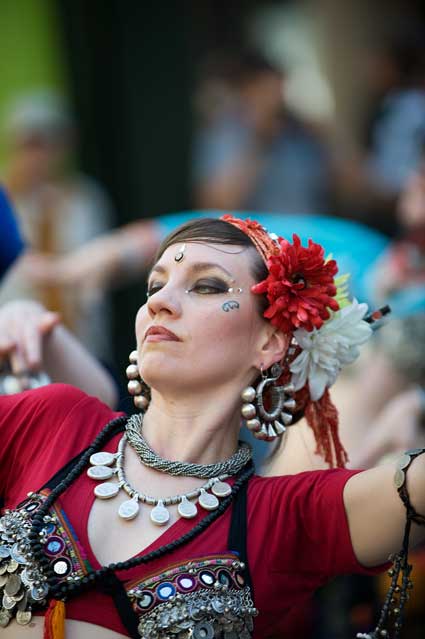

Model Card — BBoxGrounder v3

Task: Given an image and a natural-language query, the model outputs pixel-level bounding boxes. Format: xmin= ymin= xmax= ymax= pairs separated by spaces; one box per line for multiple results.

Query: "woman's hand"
xmin=0 ymin=299 xmax=60 ymax=374
xmin=0 ymin=299 xmax=118 ymax=407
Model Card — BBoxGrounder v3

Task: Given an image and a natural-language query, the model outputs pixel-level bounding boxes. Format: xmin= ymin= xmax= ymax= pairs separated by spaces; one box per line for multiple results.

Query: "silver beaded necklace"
xmin=87 ymin=434 xmax=234 ymax=525
xmin=125 ymin=413 xmax=252 ymax=478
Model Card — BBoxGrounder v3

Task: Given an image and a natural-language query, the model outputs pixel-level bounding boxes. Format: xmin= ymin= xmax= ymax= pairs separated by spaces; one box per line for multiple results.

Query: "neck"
xmin=141 ymin=386 xmax=242 ymax=466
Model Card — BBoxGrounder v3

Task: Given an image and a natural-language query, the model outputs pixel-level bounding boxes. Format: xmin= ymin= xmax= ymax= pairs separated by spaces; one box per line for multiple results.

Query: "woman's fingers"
xmin=0 ymin=302 xmax=60 ymax=374
xmin=39 ymin=312 xmax=61 ymax=335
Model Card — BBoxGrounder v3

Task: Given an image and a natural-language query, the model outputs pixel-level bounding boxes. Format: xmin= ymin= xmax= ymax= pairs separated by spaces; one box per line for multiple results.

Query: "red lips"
xmin=144 ymin=326 xmax=181 ymax=342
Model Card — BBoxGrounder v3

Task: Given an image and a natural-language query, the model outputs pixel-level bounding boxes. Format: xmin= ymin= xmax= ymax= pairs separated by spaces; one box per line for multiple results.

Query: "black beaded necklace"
xmin=27 ymin=416 xmax=254 ymax=603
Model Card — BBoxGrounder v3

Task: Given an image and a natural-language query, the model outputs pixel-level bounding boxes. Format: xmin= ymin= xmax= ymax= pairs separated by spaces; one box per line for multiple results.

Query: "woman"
xmin=0 ymin=215 xmax=424 ymax=639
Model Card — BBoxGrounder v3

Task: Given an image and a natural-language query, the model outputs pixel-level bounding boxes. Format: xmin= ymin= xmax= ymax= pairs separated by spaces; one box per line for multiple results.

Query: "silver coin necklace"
xmin=87 ymin=435 xmax=232 ymax=525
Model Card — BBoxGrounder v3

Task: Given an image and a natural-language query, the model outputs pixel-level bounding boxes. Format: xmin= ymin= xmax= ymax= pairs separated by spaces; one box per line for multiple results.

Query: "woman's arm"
xmin=344 ymin=453 xmax=425 ymax=567
xmin=0 ymin=300 xmax=118 ymax=407
xmin=21 ymin=220 xmax=161 ymax=292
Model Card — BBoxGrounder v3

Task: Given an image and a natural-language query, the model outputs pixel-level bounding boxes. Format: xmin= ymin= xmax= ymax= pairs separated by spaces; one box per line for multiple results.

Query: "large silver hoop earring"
xmin=126 ymin=350 xmax=151 ymax=411
xmin=241 ymin=363 xmax=296 ymax=441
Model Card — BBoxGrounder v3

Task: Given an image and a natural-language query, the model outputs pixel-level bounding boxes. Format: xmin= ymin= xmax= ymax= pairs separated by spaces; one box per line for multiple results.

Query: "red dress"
xmin=0 ymin=384 xmax=385 ymax=638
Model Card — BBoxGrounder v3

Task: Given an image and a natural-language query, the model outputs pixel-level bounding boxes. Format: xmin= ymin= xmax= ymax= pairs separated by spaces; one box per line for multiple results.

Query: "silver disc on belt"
xmin=11 ymin=543 xmax=27 ymax=564
xmin=118 ymin=498 xmax=140 ymax=521
xmin=94 ymin=482 xmax=119 ymax=499
xmin=6 ymin=560 xmax=18 ymax=573
xmin=193 ymin=621 xmax=214 ymax=639
xmin=2 ymin=594 xmax=16 ymax=610
xmin=0 ymin=610 xmax=12 ymax=628
xmin=87 ymin=465 xmax=113 ymax=480
xmin=5 ymin=573 xmax=21 ymax=596
xmin=0 ymin=545 xmax=11 ymax=559
xmin=90 ymin=451 xmax=116 ymax=466
xmin=198 ymin=490 xmax=219 ymax=511
xmin=16 ymin=610 xmax=32 ymax=625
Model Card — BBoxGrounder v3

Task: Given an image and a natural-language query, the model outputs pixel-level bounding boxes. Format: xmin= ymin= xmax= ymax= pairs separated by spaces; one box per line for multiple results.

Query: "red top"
xmin=0 ymin=384 xmax=384 ymax=638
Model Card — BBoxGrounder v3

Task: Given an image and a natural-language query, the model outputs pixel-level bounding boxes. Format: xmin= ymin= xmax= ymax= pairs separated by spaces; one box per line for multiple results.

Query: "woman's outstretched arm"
xmin=0 ymin=299 xmax=118 ymax=408
xmin=344 ymin=453 xmax=425 ymax=567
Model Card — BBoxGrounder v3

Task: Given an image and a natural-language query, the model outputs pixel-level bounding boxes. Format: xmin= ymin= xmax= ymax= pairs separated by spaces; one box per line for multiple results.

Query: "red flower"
xmin=252 ymin=234 xmax=339 ymax=332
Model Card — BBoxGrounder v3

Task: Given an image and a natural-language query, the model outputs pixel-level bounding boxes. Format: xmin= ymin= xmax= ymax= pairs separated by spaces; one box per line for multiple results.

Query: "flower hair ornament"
xmin=221 ymin=214 xmax=384 ymax=468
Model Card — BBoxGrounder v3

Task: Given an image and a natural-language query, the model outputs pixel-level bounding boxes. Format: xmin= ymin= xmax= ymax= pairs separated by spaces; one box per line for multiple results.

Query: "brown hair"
xmin=154 ymin=217 xmax=268 ymax=313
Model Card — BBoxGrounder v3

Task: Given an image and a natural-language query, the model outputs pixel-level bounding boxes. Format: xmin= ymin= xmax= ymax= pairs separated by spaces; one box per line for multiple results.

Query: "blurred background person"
xmin=192 ymin=48 xmax=333 ymax=214
xmin=336 ymin=32 xmax=425 ymax=236
xmin=0 ymin=90 xmax=114 ymax=361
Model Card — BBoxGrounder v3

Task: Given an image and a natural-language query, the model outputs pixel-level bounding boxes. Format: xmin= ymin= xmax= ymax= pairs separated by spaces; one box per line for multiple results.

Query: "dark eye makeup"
xmin=147 ymin=278 xmax=231 ymax=297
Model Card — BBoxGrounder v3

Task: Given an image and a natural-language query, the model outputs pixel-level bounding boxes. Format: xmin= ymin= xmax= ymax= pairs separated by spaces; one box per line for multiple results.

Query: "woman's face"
xmin=135 ymin=241 xmax=274 ymax=395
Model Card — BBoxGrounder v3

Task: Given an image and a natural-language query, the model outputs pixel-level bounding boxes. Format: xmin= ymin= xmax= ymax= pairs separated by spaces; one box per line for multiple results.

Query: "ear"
xmin=256 ymin=327 xmax=290 ymax=370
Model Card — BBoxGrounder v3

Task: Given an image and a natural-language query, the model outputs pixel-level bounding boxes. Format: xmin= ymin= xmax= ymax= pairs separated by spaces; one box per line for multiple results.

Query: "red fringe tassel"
xmin=305 ymin=389 xmax=348 ymax=468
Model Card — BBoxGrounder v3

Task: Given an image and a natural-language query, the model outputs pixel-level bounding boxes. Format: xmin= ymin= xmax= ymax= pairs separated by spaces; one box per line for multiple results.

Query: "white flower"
xmin=289 ymin=299 xmax=372 ymax=401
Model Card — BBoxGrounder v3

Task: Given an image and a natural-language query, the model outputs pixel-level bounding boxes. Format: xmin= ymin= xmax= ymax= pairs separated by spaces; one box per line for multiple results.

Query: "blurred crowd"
xmin=1 ymin=24 xmax=425 ymax=639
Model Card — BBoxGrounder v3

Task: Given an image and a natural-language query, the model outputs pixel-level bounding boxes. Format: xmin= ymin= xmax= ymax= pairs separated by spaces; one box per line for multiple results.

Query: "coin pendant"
xmin=0 ymin=545 xmax=11 ymax=559
xmin=11 ymin=543 xmax=27 ymax=564
xmin=211 ymin=480 xmax=232 ymax=498
xmin=0 ymin=609 xmax=11 ymax=628
xmin=87 ymin=465 xmax=113 ymax=480
xmin=94 ymin=482 xmax=119 ymax=499
xmin=30 ymin=583 xmax=49 ymax=601
xmin=5 ymin=573 xmax=21 ymax=596
xmin=198 ymin=490 xmax=219 ymax=511
xmin=16 ymin=610 xmax=32 ymax=625
xmin=6 ymin=560 xmax=18 ymax=573
xmin=2 ymin=594 xmax=16 ymax=610
xmin=177 ymin=497 xmax=198 ymax=519
xmin=118 ymin=499 xmax=140 ymax=521
xmin=150 ymin=501 xmax=170 ymax=526
xmin=394 ymin=468 xmax=405 ymax=489
xmin=90 ymin=452 xmax=116 ymax=466
xmin=17 ymin=592 xmax=28 ymax=611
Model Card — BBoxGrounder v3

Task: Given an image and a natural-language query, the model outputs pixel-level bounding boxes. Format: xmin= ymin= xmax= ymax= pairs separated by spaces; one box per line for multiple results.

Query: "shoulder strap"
xmin=227 ymin=476 xmax=254 ymax=599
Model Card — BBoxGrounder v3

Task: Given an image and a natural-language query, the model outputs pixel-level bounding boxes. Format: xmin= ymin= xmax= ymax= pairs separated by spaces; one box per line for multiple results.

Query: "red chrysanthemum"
xmin=251 ymin=234 xmax=339 ymax=332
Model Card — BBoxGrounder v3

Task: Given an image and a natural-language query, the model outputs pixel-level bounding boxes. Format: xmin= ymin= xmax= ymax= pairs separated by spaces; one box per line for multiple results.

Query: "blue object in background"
xmin=157 ymin=211 xmax=390 ymax=307
xmin=0 ymin=187 xmax=25 ymax=280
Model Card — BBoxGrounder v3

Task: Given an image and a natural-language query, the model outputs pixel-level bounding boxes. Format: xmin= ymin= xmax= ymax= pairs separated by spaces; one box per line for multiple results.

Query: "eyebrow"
xmin=148 ymin=262 xmax=234 ymax=279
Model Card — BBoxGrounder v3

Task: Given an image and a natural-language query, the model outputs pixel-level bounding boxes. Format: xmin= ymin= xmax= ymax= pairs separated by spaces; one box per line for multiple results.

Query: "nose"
xmin=146 ymin=283 xmax=182 ymax=319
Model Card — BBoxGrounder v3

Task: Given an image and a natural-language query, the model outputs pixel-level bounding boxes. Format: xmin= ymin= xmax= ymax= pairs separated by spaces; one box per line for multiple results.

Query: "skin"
xmin=2 ymin=241 xmax=425 ymax=638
